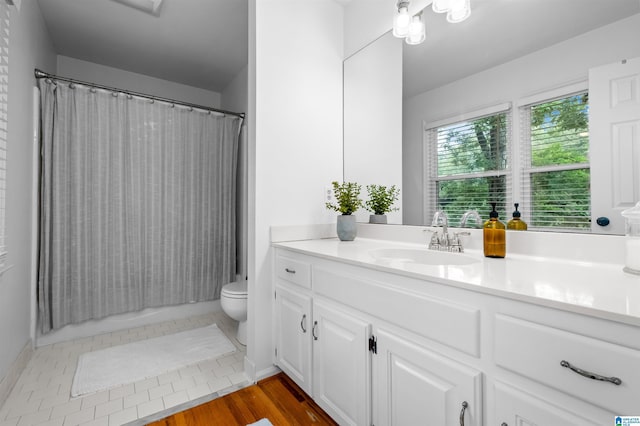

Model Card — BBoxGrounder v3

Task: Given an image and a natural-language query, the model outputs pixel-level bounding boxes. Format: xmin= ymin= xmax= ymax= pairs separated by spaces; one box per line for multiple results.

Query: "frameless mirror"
xmin=343 ymin=0 xmax=640 ymax=234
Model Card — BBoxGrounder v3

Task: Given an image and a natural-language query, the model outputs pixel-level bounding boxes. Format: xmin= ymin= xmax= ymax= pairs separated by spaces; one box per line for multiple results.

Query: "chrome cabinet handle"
xmin=560 ymin=360 xmax=622 ymax=385
xmin=459 ymin=401 xmax=468 ymax=426
xmin=300 ymin=314 xmax=307 ymax=333
xmin=312 ymin=321 xmax=318 ymax=341
xmin=285 ymin=268 xmax=296 ymax=274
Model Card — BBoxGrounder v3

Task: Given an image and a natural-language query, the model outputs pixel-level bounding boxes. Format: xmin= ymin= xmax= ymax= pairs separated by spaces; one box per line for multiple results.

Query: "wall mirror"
xmin=343 ymin=0 xmax=640 ymax=235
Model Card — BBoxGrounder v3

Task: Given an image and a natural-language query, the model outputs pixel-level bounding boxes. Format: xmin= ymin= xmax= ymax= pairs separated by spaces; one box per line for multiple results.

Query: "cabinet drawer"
xmin=494 ymin=314 xmax=640 ymax=414
xmin=275 ymin=256 xmax=311 ymax=288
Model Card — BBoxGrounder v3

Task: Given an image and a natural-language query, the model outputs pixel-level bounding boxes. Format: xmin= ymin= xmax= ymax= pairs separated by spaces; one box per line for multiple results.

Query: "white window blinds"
xmin=0 ymin=2 xmax=8 ymax=267
xmin=521 ymin=92 xmax=590 ymax=231
xmin=425 ymin=107 xmax=512 ymax=226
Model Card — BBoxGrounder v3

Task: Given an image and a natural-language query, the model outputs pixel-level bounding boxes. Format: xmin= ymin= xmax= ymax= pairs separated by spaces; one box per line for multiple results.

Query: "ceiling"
xmin=37 ymin=0 xmax=248 ymax=93
xmin=403 ymin=0 xmax=640 ymax=98
xmin=36 ymin=0 xmax=640 ymax=97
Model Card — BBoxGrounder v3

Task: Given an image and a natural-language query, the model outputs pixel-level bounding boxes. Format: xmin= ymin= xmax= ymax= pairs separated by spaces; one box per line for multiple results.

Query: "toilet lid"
xmin=221 ymin=280 xmax=247 ymax=297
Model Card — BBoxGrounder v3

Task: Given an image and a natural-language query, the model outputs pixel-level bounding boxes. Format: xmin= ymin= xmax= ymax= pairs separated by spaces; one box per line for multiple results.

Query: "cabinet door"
xmin=494 ymin=380 xmax=605 ymax=426
xmin=274 ymin=283 xmax=313 ymax=395
xmin=374 ymin=328 xmax=482 ymax=426
xmin=312 ymin=299 xmax=371 ymax=426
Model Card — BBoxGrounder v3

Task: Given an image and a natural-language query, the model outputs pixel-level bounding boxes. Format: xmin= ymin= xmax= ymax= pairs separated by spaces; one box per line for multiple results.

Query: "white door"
xmin=589 ymin=57 xmax=640 ymax=234
xmin=494 ymin=380 xmax=606 ymax=426
xmin=373 ymin=328 xmax=482 ymax=426
xmin=274 ymin=284 xmax=313 ymax=395
xmin=312 ymin=299 xmax=371 ymax=426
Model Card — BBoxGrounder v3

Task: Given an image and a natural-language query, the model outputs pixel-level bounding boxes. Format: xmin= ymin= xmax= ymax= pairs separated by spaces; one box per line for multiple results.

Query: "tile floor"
xmin=0 ymin=312 xmax=248 ymax=426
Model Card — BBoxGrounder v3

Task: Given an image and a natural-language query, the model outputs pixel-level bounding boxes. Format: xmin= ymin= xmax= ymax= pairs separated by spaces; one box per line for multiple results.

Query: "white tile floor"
xmin=0 ymin=312 xmax=248 ymax=426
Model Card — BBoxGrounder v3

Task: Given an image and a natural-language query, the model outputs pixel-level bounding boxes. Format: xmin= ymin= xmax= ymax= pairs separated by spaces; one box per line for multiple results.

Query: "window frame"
xmin=422 ymin=82 xmax=592 ymax=232
xmin=423 ymin=103 xmax=512 ymax=226
xmin=518 ymin=83 xmax=590 ymax=232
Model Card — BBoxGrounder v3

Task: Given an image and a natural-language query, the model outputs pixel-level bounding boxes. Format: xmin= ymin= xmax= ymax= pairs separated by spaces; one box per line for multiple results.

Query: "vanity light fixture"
xmin=405 ymin=12 xmax=426 ymax=45
xmin=393 ymin=1 xmax=426 ymax=45
xmin=433 ymin=0 xmax=471 ymax=23
xmin=111 ymin=0 xmax=164 ymax=16
xmin=392 ymin=0 xmax=411 ymax=38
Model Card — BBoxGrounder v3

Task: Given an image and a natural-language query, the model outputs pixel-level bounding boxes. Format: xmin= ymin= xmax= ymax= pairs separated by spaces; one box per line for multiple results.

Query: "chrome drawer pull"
xmin=300 ymin=314 xmax=307 ymax=333
xmin=560 ymin=360 xmax=622 ymax=385
xmin=459 ymin=401 xmax=468 ymax=426
xmin=285 ymin=268 xmax=296 ymax=274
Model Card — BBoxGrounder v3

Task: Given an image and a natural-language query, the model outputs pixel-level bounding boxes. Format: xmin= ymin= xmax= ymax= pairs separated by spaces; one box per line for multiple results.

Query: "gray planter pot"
xmin=336 ymin=215 xmax=357 ymax=241
xmin=369 ymin=214 xmax=387 ymax=224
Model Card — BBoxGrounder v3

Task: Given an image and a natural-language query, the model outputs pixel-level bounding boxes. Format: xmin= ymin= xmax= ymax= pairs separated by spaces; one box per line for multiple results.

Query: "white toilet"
xmin=220 ymin=280 xmax=248 ymax=345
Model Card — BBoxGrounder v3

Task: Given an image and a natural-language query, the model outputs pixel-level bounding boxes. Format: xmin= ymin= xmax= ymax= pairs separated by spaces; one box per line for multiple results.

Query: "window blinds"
xmin=425 ymin=109 xmax=511 ymax=226
xmin=520 ymin=92 xmax=590 ymax=230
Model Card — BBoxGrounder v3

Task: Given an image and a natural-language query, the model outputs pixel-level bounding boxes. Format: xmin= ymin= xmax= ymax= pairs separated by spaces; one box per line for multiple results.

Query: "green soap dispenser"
xmin=483 ymin=202 xmax=506 ymax=258
xmin=507 ymin=203 xmax=528 ymax=231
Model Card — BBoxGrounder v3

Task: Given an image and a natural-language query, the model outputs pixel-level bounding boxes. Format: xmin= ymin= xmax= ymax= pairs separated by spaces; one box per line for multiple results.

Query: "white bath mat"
xmin=71 ymin=323 xmax=236 ymax=397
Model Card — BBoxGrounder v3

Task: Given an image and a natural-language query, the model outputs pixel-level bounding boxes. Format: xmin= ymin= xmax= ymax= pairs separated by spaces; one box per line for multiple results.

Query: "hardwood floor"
xmin=147 ymin=373 xmax=338 ymax=426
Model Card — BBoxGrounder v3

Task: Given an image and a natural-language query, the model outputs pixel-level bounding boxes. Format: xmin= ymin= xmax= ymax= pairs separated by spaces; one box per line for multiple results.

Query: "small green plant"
xmin=365 ymin=184 xmax=400 ymax=215
xmin=325 ymin=181 xmax=363 ymax=215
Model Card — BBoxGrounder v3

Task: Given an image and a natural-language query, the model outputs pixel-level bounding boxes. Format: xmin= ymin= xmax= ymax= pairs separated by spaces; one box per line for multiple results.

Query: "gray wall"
xmin=0 ymin=1 xmax=56 ymax=382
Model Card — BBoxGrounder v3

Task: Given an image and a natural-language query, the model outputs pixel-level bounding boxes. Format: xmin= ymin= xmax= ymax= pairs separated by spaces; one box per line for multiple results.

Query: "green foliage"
xmin=434 ymin=93 xmax=590 ymax=230
xmin=365 ymin=185 xmax=400 ymax=215
xmin=325 ymin=181 xmax=363 ymax=215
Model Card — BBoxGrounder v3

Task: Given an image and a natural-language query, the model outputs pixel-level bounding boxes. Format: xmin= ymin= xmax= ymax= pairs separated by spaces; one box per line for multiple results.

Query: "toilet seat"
xmin=221 ymin=281 xmax=247 ymax=298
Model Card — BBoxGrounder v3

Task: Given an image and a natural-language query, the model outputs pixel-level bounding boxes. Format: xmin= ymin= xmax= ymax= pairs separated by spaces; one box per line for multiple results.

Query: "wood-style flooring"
xmin=147 ymin=373 xmax=338 ymax=426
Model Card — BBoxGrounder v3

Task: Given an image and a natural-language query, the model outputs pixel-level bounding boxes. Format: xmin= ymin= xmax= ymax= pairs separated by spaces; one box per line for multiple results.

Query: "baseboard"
xmin=255 ymin=365 xmax=281 ymax=382
xmin=0 ymin=340 xmax=33 ymax=409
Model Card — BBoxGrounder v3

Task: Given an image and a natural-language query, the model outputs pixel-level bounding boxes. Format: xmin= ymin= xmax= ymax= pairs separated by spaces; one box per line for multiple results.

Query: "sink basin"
xmin=369 ymin=248 xmax=479 ymax=266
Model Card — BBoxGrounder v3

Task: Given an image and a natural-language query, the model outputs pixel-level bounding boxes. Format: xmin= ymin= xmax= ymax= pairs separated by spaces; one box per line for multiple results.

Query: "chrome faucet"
xmin=460 ymin=210 xmax=482 ymax=229
xmin=428 ymin=210 xmax=471 ymax=252
xmin=429 ymin=210 xmax=450 ymax=250
xmin=432 ymin=210 xmax=449 ymax=234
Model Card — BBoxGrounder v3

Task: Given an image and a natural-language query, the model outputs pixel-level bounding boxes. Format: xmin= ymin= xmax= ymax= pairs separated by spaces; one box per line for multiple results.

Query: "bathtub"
xmin=36 ymin=299 xmax=223 ymax=347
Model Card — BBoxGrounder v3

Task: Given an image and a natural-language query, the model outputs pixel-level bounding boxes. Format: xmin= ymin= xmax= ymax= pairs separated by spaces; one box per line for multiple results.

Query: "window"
xmin=425 ymin=107 xmax=511 ymax=226
xmin=424 ymin=90 xmax=591 ymax=231
xmin=521 ymin=92 xmax=590 ymax=231
xmin=0 ymin=2 xmax=8 ymax=268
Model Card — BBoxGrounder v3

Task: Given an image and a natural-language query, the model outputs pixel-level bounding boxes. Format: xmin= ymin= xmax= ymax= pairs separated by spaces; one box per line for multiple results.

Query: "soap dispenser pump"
xmin=507 ymin=203 xmax=528 ymax=231
xmin=483 ymin=202 xmax=506 ymax=258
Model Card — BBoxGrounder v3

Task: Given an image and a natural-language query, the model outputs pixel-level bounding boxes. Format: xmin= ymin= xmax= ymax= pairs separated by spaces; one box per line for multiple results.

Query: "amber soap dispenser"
xmin=507 ymin=203 xmax=528 ymax=231
xmin=483 ymin=203 xmax=506 ymax=258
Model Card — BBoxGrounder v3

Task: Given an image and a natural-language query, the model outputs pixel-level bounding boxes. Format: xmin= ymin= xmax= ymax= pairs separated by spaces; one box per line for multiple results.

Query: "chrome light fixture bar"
xmin=111 ymin=0 xmax=164 ymax=16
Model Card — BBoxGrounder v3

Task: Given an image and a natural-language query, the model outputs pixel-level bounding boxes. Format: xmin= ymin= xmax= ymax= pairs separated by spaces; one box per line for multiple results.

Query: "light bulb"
xmin=393 ymin=6 xmax=411 ymax=38
xmin=447 ymin=0 xmax=470 ymax=23
xmin=432 ymin=0 xmax=450 ymax=14
xmin=405 ymin=14 xmax=425 ymax=45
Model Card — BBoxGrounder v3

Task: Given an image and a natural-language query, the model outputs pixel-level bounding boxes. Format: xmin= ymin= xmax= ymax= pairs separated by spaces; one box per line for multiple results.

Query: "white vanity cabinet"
xmin=273 ymin=242 xmax=640 ymax=425
xmin=373 ymin=327 xmax=482 ymax=426
xmin=273 ymin=248 xmax=482 ymax=426
xmin=274 ymin=253 xmax=371 ymax=426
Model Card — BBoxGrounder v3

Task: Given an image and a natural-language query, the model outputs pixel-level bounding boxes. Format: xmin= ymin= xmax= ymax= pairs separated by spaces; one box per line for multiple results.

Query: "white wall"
xmin=344 ymin=31 xmax=403 ymax=224
xmin=0 ymin=0 xmax=56 ymax=384
xmin=403 ymin=13 xmax=640 ymax=225
xmin=221 ymin=66 xmax=249 ymax=280
xmin=57 ymin=56 xmax=222 ymax=108
xmin=247 ymin=0 xmax=344 ymax=379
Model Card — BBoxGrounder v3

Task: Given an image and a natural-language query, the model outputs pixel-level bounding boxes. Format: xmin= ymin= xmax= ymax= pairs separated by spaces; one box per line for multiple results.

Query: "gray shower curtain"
xmin=38 ymin=79 xmax=241 ymax=333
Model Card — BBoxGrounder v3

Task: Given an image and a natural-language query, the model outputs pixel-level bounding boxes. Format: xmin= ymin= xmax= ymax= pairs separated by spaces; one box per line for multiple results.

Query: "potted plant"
xmin=325 ymin=181 xmax=363 ymax=241
xmin=365 ymin=184 xmax=400 ymax=224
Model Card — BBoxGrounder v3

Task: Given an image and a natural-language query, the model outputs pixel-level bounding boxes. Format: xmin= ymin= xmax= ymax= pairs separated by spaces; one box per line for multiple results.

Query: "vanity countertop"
xmin=273 ymin=237 xmax=640 ymax=327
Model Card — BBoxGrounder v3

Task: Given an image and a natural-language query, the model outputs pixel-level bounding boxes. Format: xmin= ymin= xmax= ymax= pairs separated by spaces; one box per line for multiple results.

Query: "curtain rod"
xmin=34 ymin=69 xmax=246 ymax=120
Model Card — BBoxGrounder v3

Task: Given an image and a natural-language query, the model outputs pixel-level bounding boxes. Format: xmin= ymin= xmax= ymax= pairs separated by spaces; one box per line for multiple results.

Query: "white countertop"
xmin=273 ymin=237 xmax=640 ymax=327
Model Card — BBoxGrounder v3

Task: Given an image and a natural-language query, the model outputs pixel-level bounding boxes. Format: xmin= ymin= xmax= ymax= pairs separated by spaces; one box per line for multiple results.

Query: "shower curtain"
xmin=37 ymin=79 xmax=242 ymax=333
